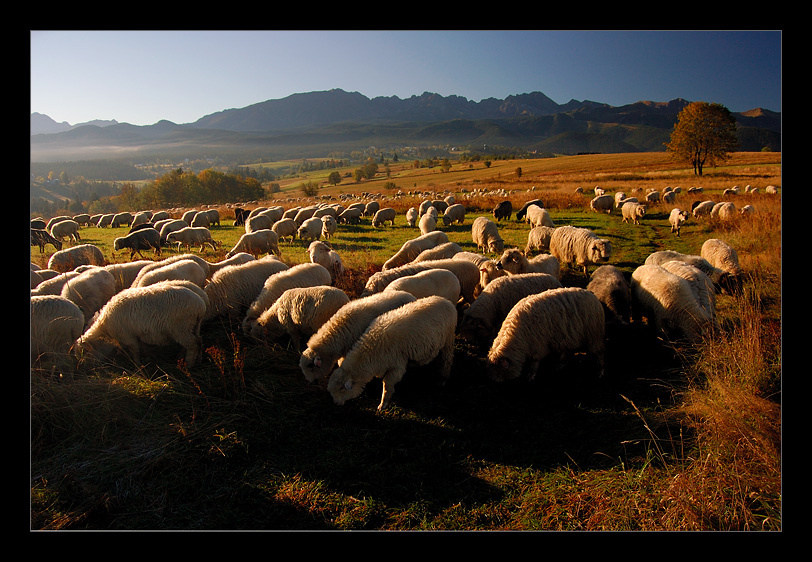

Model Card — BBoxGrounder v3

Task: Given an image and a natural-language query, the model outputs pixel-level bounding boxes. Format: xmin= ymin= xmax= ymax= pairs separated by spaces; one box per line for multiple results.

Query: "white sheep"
xmin=321 ymin=215 xmax=338 ymax=239
xmin=30 ymin=271 xmax=80 ymax=296
xmin=272 ymin=218 xmax=298 ymax=243
xmin=204 ymin=256 xmax=290 ymax=321
xmin=451 ymin=251 xmax=491 ymax=269
xmin=372 ymin=208 xmax=397 ymax=228
xmin=190 ymin=210 xmax=211 ymax=228
xmin=363 ymin=201 xmax=380 ymax=217
xmin=308 ymin=240 xmax=345 ymax=281
xmin=496 ymin=248 xmax=559 ymax=277
xmin=621 ymin=202 xmax=647 ymax=225
xmin=525 ymin=205 xmax=554 ymax=228
xmin=459 ymin=272 xmax=562 ymax=345
xmin=384 ymin=268 xmax=461 ymax=303
xmin=242 ymin=263 xmax=333 ymax=335
xmin=590 ymin=195 xmax=614 ymax=214
xmin=441 ymin=204 xmax=466 ymax=226
xmin=411 ymin=242 xmax=463 ymax=263
xmin=250 ymin=285 xmax=350 ymax=349
xmin=471 ymin=216 xmax=505 ymax=254
xmin=669 ymin=208 xmax=689 ymax=236
xmin=327 ymin=295 xmax=458 ymax=410
xmin=740 ymin=204 xmax=756 ymax=217
xmin=486 ymin=287 xmax=606 ymax=382
xmin=362 ymin=258 xmax=480 ymax=303
xmin=132 ymin=258 xmax=208 ymax=289
xmin=586 ymin=264 xmax=632 ymax=325
xmin=382 ymin=231 xmax=449 ymax=270
xmin=714 ymin=202 xmax=738 ymax=221
xmin=103 ymin=260 xmax=153 ymax=292
xmin=47 ymin=244 xmax=105 ymax=273
xmin=226 ymin=229 xmax=280 ymax=258
xmin=338 ymin=207 xmax=362 ymax=224
xmin=166 ymin=227 xmax=218 ymax=253
xmin=658 ymin=260 xmax=717 ymax=326
xmin=111 ymin=212 xmax=133 ymax=228
xmin=700 ymin=238 xmax=742 ymax=292
xmin=644 ymin=250 xmax=724 ymax=285
xmin=75 ymin=282 xmax=208 ymax=368
xmin=549 ymin=225 xmax=612 ymax=275
xmin=159 ymin=219 xmax=188 ymax=244
xmin=50 ymin=219 xmax=82 ymax=243
xmin=299 ymin=290 xmax=417 ymax=382
xmin=692 ymin=200 xmax=715 ymax=218
xmin=60 ymin=266 xmax=117 ymax=327
xmin=30 ymin=295 xmax=85 ymax=371
xmin=418 ymin=213 xmax=437 ymax=235
xmin=630 ymin=263 xmax=714 ymax=344
xmin=297 ymin=216 xmax=323 ymax=242
xmin=645 ymin=191 xmax=660 ymax=204
xmin=525 ymin=225 xmax=555 ymax=255
xmin=205 ymin=252 xmax=256 ymax=279
xmin=405 ymin=207 xmax=418 ymax=227
xmin=245 ymin=213 xmax=274 ymax=233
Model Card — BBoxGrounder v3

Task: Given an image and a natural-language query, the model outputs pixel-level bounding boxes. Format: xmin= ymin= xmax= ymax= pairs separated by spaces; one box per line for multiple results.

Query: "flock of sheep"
xmin=30 ymin=181 xmax=771 ymax=411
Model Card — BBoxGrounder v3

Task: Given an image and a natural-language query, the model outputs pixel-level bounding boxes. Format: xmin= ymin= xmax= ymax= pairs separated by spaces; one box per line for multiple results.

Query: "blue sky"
xmin=30 ymin=30 xmax=782 ymax=127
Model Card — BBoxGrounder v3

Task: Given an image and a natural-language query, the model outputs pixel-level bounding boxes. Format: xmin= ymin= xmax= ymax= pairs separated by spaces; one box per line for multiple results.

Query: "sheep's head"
xmin=327 ymin=367 xmax=364 ymax=405
xmin=497 ymin=249 xmax=526 ymax=274
xmin=590 ymin=239 xmax=613 ymax=263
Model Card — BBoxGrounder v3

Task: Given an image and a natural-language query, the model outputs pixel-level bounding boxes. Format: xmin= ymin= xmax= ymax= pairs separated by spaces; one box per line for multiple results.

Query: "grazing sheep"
xmin=327 ymin=295 xmax=457 ymax=410
xmin=30 ymin=295 xmax=85 ymax=371
xmin=258 ymin=206 xmax=284 ymax=223
xmin=151 ymin=210 xmax=171 ymax=223
xmin=190 ymin=210 xmax=211 ymax=228
xmin=765 ymin=185 xmax=779 ymax=194
xmin=692 ymin=200 xmax=715 ymax=218
xmin=586 ymin=265 xmax=632 ymax=325
xmin=272 ymin=218 xmax=298 ymax=243
xmin=589 ymin=194 xmax=614 ymax=214
xmin=204 ymin=256 xmax=290 ymax=321
xmin=242 ymin=263 xmax=333 ymax=335
xmin=363 ymin=258 xmax=480 ymax=303
xmin=451 ymin=251 xmax=491 ymax=269
xmin=382 ymin=231 xmax=449 ymax=270
xmin=405 ymin=207 xmax=418 ymax=227
xmin=644 ymin=250 xmax=724 ymax=285
xmin=96 ymin=214 xmax=114 ymax=228
xmin=111 ymin=212 xmax=133 ymax=228
xmin=338 ymin=207 xmax=363 ymax=224
xmin=113 ymin=228 xmax=162 ymax=259
xmin=662 ymin=191 xmax=676 ymax=204
xmin=740 ymin=204 xmax=756 ymax=217
xmin=549 ymin=225 xmax=612 ymax=275
xmin=715 ymin=202 xmax=738 ymax=221
xmin=492 ymin=200 xmax=512 ymax=221
xmin=370 ymin=207 xmax=396 ymax=228
xmin=308 ymin=240 xmax=345 ymax=281
xmin=524 ymin=225 xmax=555 ymax=255
xmin=384 ymin=268 xmax=461 ymax=303
xmin=515 ymin=199 xmax=543 ymax=221
xmin=418 ymin=200 xmax=434 ymax=216
xmin=418 ymin=213 xmax=437 ymax=235
xmin=700 ymin=238 xmax=742 ymax=292
xmin=234 ymin=207 xmax=249 ymax=226
xmin=75 ymin=282 xmax=208 ymax=367
xmin=250 ymin=286 xmax=350 ymax=348
xmin=631 ymin=263 xmax=714 ymax=344
xmin=31 ymin=229 xmax=63 ymax=253
xmin=525 ymin=205 xmax=554 ymax=228
xmin=477 ymin=260 xmax=507 ymax=293
xmin=47 ymin=244 xmax=105 ymax=273
xmin=471 ymin=216 xmax=505 ymax=254
xmin=103 ymin=260 xmax=153 ymax=292
xmin=297 ymin=217 xmax=323 ymax=242
xmin=621 ymin=202 xmax=647 ymax=225
xmin=412 ymin=241 xmax=463 ymax=263
xmin=60 ymin=266 xmax=117 ymax=327
xmin=130 ymin=211 xmax=152 ymax=227
xmin=459 ymin=272 xmax=562 ymax=345
xmin=72 ymin=213 xmax=92 ymax=226
xmin=50 ymin=220 xmax=81 ymax=243
xmin=132 ymin=258 xmax=207 ymax=289
xmin=245 ymin=213 xmax=274 ymax=233
xmin=669 ymin=208 xmax=689 ymax=236
xmin=645 ymin=191 xmax=661 ymax=204
xmin=486 ymin=287 xmax=606 ymax=382
xmin=496 ymin=248 xmax=561 ymax=279
xmin=206 ymin=252 xmax=255 ymax=278
xmin=31 ymin=271 xmax=80 ymax=296
xmin=321 ymin=215 xmax=338 ymax=239
xmin=226 ymin=229 xmax=280 ymax=258
xmin=299 ymin=290 xmax=417 ymax=382
xmin=205 ymin=209 xmax=220 ymax=227
xmin=441 ymin=204 xmax=466 ymax=226
xmin=166 ymin=227 xmax=218 ymax=253
xmin=430 ymin=200 xmax=448 ymax=214
xmin=364 ymin=201 xmax=381 ymax=217
xmin=159 ymin=219 xmax=189 ymax=244
xmin=293 ymin=206 xmax=319 ymax=226
xmin=658 ymin=260 xmax=717 ymax=325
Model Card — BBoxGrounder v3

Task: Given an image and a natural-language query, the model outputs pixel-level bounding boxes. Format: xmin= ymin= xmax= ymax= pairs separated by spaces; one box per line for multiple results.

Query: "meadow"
xmin=30 ymin=152 xmax=781 ymax=531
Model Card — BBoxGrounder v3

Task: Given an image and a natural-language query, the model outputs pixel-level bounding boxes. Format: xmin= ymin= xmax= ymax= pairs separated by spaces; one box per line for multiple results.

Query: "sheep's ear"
xmin=313 ymin=356 xmax=322 ymax=368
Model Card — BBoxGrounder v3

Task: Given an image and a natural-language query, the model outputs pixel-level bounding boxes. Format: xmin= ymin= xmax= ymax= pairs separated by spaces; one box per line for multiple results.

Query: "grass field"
xmin=30 ymin=152 xmax=781 ymax=531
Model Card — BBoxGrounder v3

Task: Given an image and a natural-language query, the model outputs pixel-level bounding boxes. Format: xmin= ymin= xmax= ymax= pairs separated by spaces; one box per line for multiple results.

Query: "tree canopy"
xmin=666 ymin=102 xmax=738 ymax=176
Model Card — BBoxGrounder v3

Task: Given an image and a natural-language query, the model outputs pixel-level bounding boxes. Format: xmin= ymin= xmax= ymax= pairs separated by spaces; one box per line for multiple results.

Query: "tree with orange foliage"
xmin=666 ymin=102 xmax=738 ymax=176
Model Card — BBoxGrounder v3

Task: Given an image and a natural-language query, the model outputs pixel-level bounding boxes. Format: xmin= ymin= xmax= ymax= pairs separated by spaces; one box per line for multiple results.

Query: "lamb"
xmin=113 ymin=228 xmax=162 ymax=259
xmin=492 ymin=200 xmax=512 ymax=221
xmin=525 ymin=205 xmax=554 ymax=228
xmin=166 ymin=227 xmax=218 ymax=253
xmin=621 ymin=202 xmax=647 ymax=225
xmin=299 ymin=290 xmax=417 ymax=382
xmin=384 ymin=268 xmax=461 ymax=303
xmin=321 ymin=215 xmax=338 ymax=239
xmin=418 ymin=213 xmax=437 ymax=235
xmin=700 ymin=238 xmax=742 ymax=292
xmin=60 ymin=266 xmax=118 ymax=327
xmin=50 ymin=219 xmax=82 ymax=243
xmin=412 ymin=242 xmax=463 ymax=263
xmin=524 ymin=225 xmax=555 ymax=255
xmin=31 ymin=229 xmax=62 ymax=253
xmin=405 ymin=207 xmax=418 ymax=227
xmin=327 ymin=295 xmax=458 ymax=410
xmin=692 ymin=200 xmax=715 ymax=218
xmin=308 ymin=240 xmax=345 ymax=281
xmin=226 ymin=229 xmax=280 ymax=258
xmin=272 ymin=218 xmax=298 ymax=243
xmin=515 ymin=199 xmax=543 ymax=221
xmin=668 ymin=208 xmax=689 ymax=236
xmin=441 ymin=204 xmax=466 ymax=226
xmin=249 ymin=286 xmax=350 ymax=348
xmin=549 ymin=225 xmax=612 ymax=275
xmin=75 ymin=282 xmax=208 ymax=368
xmin=586 ymin=265 xmax=632 ymax=325
xmin=382 ymin=231 xmax=449 ymax=270
xmin=47 ymin=244 xmax=105 ymax=273
xmin=203 ymin=256 xmax=290 ymax=321
xmin=242 ymin=263 xmax=333 ymax=335
xmin=459 ymin=272 xmax=562 ymax=345
xmin=132 ymin=258 xmax=208 ymax=289
xmin=630 ymin=263 xmax=714 ymax=344
xmin=590 ymin=194 xmax=614 ymax=214
xmin=471 ymin=216 xmax=505 ymax=254
xmin=30 ymin=295 xmax=85 ymax=371
xmin=362 ymin=258 xmax=480 ymax=303
xmin=486 ymin=287 xmax=606 ymax=382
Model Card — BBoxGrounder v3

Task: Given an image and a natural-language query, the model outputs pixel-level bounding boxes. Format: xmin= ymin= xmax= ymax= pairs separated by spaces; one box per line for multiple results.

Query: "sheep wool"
xmin=644 ymin=250 xmax=724 ymax=284
xmin=525 ymin=225 xmax=555 ymax=255
xmin=471 ymin=216 xmax=505 ymax=254
xmin=549 ymin=225 xmax=612 ymax=275
xmin=669 ymin=208 xmax=689 ymax=236
xmin=31 ymin=295 xmax=85 ymax=369
xmin=525 ymin=205 xmax=554 ymax=228
xmin=226 ymin=229 xmax=280 ymax=258
xmin=47 ymin=244 xmax=105 ymax=273
xmin=133 ymin=258 xmax=208 ymax=289
xmin=327 ymin=295 xmax=458 ymax=410
xmin=204 ymin=256 xmax=290 ymax=321
xmin=586 ymin=265 xmax=632 ymax=325
xmin=621 ymin=202 xmax=647 ymax=225
xmin=657 ymin=260 xmax=717 ymax=327
xmin=299 ymin=290 xmax=417 ymax=382
xmin=411 ymin=242 xmax=463 ymax=264
xmin=487 ymin=287 xmax=606 ymax=382
xmin=384 ymin=268 xmax=461 ymax=303
xmin=382 ymin=231 xmax=449 ymax=270
xmin=60 ymin=266 xmax=117 ymax=327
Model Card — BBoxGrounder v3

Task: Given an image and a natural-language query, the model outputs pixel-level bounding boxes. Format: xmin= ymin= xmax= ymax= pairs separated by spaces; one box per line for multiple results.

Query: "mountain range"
xmin=30 ymin=89 xmax=781 ymax=163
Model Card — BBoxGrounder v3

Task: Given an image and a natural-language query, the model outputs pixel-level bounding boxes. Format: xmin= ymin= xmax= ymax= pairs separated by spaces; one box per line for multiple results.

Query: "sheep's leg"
xmin=175 ymin=329 xmax=203 ymax=368
xmin=378 ymin=366 xmax=406 ymax=410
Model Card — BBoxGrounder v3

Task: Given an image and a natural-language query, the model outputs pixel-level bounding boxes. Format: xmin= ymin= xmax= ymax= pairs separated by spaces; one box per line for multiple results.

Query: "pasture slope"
xmin=30 ymin=152 xmax=781 ymax=531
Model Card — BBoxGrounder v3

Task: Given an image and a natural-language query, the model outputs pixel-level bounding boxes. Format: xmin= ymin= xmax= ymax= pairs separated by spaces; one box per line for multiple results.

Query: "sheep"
xmin=103 ymin=260 xmax=153 ymax=292
xmin=616 ymin=197 xmax=639 ymax=209
xmin=471 ymin=216 xmax=504 ymax=254
xmin=131 ymin=211 xmax=152 ymax=227
xmin=700 ymin=238 xmax=742 ymax=292
xmin=75 ymin=282 xmax=208 ymax=368
xmin=382 ymin=231 xmax=449 ymax=270
xmin=715 ymin=202 xmax=738 ymax=221
xmin=30 ymin=295 xmax=85 ymax=371
xmin=206 ymin=252 xmax=256 ymax=278
xmin=364 ymin=201 xmax=381 ymax=217
xmin=132 ymin=258 xmax=208 ymax=290
xmin=47 ymin=244 xmax=105 ymax=273
xmin=299 ymin=290 xmax=417 ymax=382
xmin=46 ymin=216 xmax=72 ymax=231
xmin=190 ymin=210 xmax=211 ymax=228
xmin=658 ymin=260 xmax=717 ymax=325
xmin=151 ymin=210 xmax=171 ymax=223
xmin=205 ymin=209 xmax=220 ymax=227
xmin=297 ymin=216 xmax=324 ymax=242
xmin=166 ymin=227 xmax=218 ymax=253
xmin=384 ymin=268 xmax=461 ymax=303
xmin=589 ymin=194 xmax=614 ymax=214
xmin=111 ymin=212 xmax=133 ymax=228
xmin=586 ymin=265 xmax=632 ymax=325
xmin=441 ymin=204 xmax=466 ymax=226
xmin=668 ymin=208 xmax=689 ymax=236
xmin=549 ymin=225 xmax=612 ymax=275
xmin=412 ymin=241 xmax=463 ymax=263
xmin=272 ymin=218 xmax=298 ymax=243
xmin=203 ymin=256 xmax=290 ymax=321
xmin=630 ymin=263 xmax=714 ymax=344
xmin=242 ymin=263 xmax=333 ymax=335
xmin=72 ymin=213 xmax=92 ymax=226
xmin=363 ymin=258 xmax=480 ymax=303
xmin=477 ymin=260 xmax=507 ymax=293
xmin=158 ymin=219 xmax=188 ymax=244
xmin=338 ymin=207 xmax=362 ymax=224
xmin=493 ymin=200 xmax=512 ymax=221
xmin=525 ymin=205 xmax=554 ymax=228
xmin=692 ymin=200 xmax=715 ymax=218
xmin=321 ymin=215 xmax=338 ymax=239
xmin=250 ymin=286 xmax=350 ymax=348
xmin=405 ymin=207 xmax=418 ymax=227
xmin=765 ymin=185 xmax=779 ymax=194
xmin=327 ymin=295 xmax=458 ymax=410
xmin=31 ymin=218 xmax=47 ymax=230
xmin=234 ymin=207 xmax=249 ymax=226
xmin=740 ymin=204 xmax=756 ymax=217
xmin=60 ymin=266 xmax=117 ymax=327
xmin=645 ymin=191 xmax=661 ymax=204
xmin=515 ymin=199 xmax=543 ymax=221
xmin=525 ymin=225 xmax=555 ymax=255
xmin=496 ymin=248 xmax=560 ymax=278
xmin=662 ymin=190 xmax=677 ymax=204
xmin=96 ymin=214 xmax=114 ymax=228
xmin=31 ymin=229 xmax=62 ymax=253
xmin=31 ymin=271 xmax=80 ymax=296
xmin=459 ymin=272 xmax=563 ymax=346
xmin=621 ymin=202 xmax=647 ymax=225
xmin=50 ymin=220 xmax=82 ymax=243
xmin=372 ymin=207 xmax=397 ymax=228
xmin=258 ymin=206 xmax=284 ymax=223
xmin=418 ymin=213 xmax=437 ymax=235
xmin=451 ymin=251 xmax=491 ymax=269
xmin=486 ymin=287 xmax=606 ymax=382
xmin=418 ymin=200 xmax=434 ymax=216
xmin=293 ymin=206 xmax=319 ymax=226
xmin=245 ymin=213 xmax=275 ymax=233
xmin=308 ymin=240 xmax=345 ymax=281
xmin=226 ymin=229 xmax=280 ymax=259
xmin=430 ymin=200 xmax=448 ymax=214
xmin=113 ymin=228 xmax=162 ymax=259
xmin=644 ymin=250 xmax=725 ymax=285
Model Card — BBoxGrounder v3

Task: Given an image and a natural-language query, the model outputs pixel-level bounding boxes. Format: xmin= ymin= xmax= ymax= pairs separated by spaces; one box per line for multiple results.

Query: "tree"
xmin=666 ymin=101 xmax=738 ymax=176
xmin=328 ymin=171 xmax=342 ymax=186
